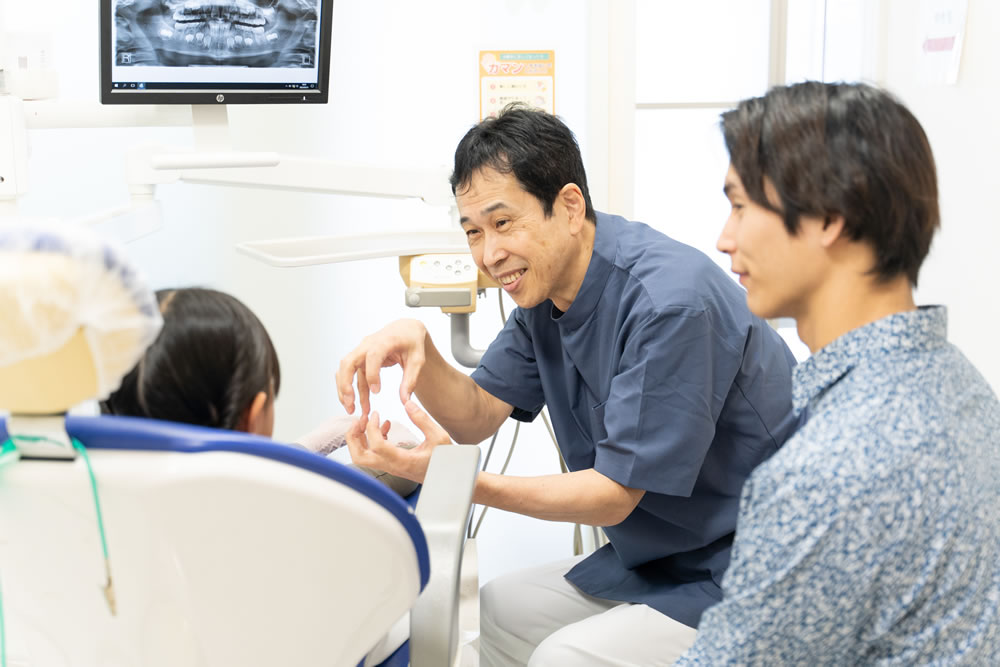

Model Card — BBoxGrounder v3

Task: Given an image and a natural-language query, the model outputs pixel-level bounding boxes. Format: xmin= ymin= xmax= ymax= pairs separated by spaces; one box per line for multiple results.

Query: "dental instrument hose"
xmin=0 ymin=439 xmax=16 ymax=667
xmin=471 ymin=421 xmax=519 ymax=539
xmin=484 ymin=289 xmax=587 ymax=553
xmin=0 ymin=440 xmax=13 ymax=667
xmin=0 ymin=572 xmax=5 ymax=667
xmin=0 ymin=434 xmax=117 ymax=667
xmin=469 ymin=429 xmax=499 ymax=539
xmin=470 ymin=290 xmax=565 ymax=541
xmin=466 ymin=291 xmax=521 ymax=539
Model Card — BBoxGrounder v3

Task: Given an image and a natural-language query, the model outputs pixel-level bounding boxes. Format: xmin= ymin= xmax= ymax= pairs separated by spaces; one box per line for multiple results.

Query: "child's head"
xmin=102 ymin=287 xmax=281 ymax=436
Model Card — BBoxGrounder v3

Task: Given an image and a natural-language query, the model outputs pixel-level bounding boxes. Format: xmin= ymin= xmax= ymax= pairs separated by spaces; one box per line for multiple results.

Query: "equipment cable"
xmin=468 ymin=289 xmax=597 ymax=555
xmin=0 ymin=433 xmax=117 ymax=667
xmin=467 ymin=290 xmax=519 ymax=539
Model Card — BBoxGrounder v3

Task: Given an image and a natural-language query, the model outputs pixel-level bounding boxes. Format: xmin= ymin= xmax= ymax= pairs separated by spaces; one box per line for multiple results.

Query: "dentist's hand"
xmin=336 ymin=319 xmax=428 ymax=416
xmin=345 ymin=400 xmax=454 ymax=483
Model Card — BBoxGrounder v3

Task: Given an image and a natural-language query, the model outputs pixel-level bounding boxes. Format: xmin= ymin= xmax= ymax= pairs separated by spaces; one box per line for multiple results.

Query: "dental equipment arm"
xmin=9 ymin=99 xmax=457 ymax=240
xmin=10 ymin=95 xmax=489 ymax=370
xmin=121 ymin=104 xmax=453 ymax=205
xmin=127 ymin=146 xmax=453 ymax=206
xmin=448 ymin=313 xmax=484 ymax=368
xmin=399 ymin=254 xmax=496 ymax=368
xmin=22 ymin=101 xmax=193 ymax=130
xmin=410 ymin=444 xmax=481 ymax=667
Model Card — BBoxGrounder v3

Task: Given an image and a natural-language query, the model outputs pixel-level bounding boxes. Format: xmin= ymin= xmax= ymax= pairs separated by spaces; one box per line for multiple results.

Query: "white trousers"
xmin=479 ymin=556 xmax=698 ymax=667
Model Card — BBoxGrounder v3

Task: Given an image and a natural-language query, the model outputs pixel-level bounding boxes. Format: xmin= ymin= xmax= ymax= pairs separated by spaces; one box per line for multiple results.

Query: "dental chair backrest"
xmin=0 ymin=225 xmax=432 ymax=666
xmin=0 ymin=415 xmax=429 ymax=667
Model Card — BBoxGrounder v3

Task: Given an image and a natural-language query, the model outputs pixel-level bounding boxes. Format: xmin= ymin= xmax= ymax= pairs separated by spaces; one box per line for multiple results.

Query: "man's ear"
xmin=240 ymin=390 xmax=271 ymax=436
xmin=558 ymin=183 xmax=587 ymax=232
xmin=819 ymin=214 xmax=847 ymax=248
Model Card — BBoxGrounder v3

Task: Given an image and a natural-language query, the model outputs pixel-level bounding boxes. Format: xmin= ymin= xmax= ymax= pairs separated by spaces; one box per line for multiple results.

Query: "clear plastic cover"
xmin=0 ymin=224 xmax=162 ymax=400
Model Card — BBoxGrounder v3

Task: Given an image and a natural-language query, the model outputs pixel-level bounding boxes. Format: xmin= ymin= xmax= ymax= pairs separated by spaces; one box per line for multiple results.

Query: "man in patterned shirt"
xmin=677 ymin=82 xmax=1000 ymax=664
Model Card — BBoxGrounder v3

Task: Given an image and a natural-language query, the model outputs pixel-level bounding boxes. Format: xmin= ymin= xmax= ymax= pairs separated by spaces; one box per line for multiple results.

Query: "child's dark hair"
xmin=102 ymin=287 xmax=281 ymax=431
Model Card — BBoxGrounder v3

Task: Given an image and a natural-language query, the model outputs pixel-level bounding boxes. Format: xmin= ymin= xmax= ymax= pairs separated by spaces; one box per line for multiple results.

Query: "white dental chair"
xmin=0 ymin=225 xmax=479 ymax=667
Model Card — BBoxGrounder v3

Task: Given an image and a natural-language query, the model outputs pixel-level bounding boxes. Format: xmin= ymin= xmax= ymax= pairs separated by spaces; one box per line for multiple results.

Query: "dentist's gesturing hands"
xmin=345 ymin=399 xmax=453 ymax=483
xmin=336 ymin=319 xmax=429 ymax=417
xmin=336 ymin=318 xmax=513 ymax=445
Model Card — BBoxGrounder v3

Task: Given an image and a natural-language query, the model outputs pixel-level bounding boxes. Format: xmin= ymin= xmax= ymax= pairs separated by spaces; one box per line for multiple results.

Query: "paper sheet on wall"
xmin=918 ymin=0 xmax=969 ymax=85
xmin=479 ymin=51 xmax=554 ymax=121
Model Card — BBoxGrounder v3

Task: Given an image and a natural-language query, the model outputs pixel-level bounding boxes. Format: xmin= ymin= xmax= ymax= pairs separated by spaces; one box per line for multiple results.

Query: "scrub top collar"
xmin=549 ymin=211 xmax=616 ymax=330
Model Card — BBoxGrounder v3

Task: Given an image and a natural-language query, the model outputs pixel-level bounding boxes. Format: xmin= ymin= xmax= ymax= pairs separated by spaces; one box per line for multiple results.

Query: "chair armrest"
xmin=409 ymin=445 xmax=481 ymax=667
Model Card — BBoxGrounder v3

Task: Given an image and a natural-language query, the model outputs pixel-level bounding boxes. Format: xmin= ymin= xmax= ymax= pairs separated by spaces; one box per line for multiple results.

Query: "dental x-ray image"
xmin=114 ymin=0 xmax=319 ymax=68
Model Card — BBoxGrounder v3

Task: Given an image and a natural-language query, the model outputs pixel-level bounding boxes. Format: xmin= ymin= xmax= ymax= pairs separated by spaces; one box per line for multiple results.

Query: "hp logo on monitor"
xmin=216 ymin=94 xmax=225 ymax=103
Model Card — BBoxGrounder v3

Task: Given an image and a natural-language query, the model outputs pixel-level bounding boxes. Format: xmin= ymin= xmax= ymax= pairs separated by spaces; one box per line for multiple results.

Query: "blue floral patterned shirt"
xmin=677 ymin=307 xmax=1000 ymax=665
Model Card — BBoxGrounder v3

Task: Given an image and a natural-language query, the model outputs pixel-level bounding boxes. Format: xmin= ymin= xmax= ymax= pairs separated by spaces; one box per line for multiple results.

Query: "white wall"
xmin=882 ymin=0 xmax=1000 ymax=391
xmin=3 ymin=0 xmax=599 ymax=584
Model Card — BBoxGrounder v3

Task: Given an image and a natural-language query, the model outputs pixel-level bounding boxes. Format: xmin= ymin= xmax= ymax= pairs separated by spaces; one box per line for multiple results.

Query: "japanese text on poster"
xmin=479 ymin=50 xmax=555 ymax=121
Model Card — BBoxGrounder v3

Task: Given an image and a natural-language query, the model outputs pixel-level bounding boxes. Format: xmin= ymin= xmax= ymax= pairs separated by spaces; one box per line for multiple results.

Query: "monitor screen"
xmin=99 ymin=0 xmax=334 ymax=104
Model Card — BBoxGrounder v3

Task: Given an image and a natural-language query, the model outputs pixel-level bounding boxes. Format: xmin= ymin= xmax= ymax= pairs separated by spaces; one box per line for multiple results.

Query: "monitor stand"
xmin=191 ymin=105 xmax=231 ymax=151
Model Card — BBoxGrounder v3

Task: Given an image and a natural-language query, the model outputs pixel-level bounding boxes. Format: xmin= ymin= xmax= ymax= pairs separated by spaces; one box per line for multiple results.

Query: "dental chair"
xmin=0 ymin=225 xmax=479 ymax=667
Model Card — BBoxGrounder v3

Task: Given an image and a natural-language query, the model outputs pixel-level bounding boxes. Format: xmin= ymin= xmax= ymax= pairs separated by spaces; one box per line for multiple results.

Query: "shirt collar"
xmin=551 ymin=211 xmax=617 ymax=328
xmin=792 ymin=306 xmax=948 ymax=415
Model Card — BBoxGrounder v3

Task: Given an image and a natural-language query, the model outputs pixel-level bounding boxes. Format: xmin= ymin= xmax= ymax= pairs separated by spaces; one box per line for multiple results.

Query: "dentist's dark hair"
xmin=721 ymin=81 xmax=939 ymax=286
xmin=451 ymin=103 xmax=596 ymax=222
xmin=101 ymin=287 xmax=280 ymax=431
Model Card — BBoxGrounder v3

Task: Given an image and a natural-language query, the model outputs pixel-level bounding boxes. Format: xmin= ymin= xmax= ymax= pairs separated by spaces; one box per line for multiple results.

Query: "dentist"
xmin=337 ymin=105 xmax=797 ymax=666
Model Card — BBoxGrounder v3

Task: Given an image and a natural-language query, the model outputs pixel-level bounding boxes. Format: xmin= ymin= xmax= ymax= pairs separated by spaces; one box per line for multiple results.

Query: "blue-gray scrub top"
xmin=471 ymin=212 xmax=798 ymax=628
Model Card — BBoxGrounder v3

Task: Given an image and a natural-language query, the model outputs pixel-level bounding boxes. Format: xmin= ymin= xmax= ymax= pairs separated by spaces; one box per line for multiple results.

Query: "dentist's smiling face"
xmin=458 ymin=168 xmax=582 ymax=311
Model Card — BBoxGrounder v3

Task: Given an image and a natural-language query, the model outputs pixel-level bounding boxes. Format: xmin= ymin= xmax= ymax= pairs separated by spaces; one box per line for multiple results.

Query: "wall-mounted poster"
xmin=479 ymin=50 xmax=555 ymax=120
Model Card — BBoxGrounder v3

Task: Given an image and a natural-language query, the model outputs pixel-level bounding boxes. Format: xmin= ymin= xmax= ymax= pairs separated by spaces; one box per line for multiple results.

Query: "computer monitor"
xmin=99 ymin=0 xmax=334 ymax=105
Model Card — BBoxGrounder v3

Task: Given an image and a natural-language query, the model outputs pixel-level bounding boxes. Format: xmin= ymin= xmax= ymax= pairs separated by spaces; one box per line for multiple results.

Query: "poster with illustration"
xmin=479 ymin=50 xmax=555 ymax=120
